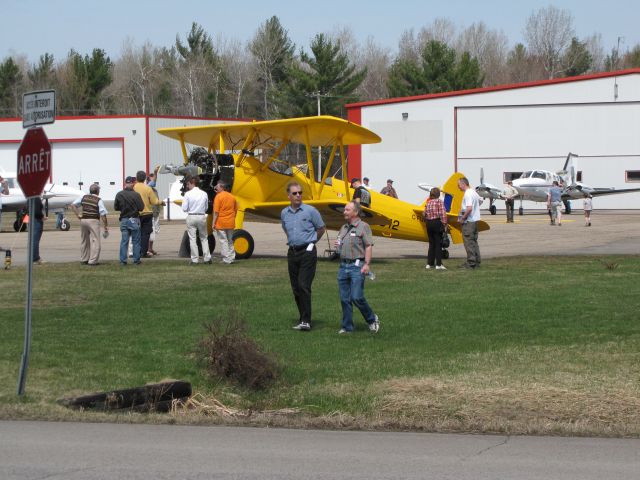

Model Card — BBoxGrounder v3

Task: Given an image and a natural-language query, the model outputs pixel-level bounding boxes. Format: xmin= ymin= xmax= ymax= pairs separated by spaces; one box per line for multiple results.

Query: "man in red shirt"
xmin=213 ymin=181 xmax=238 ymax=264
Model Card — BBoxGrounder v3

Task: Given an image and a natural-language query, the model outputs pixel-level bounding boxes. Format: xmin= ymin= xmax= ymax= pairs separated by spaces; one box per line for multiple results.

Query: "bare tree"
xmin=584 ymin=33 xmax=605 ymax=72
xmin=524 ymin=5 xmax=575 ymax=79
xmin=456 ymin=22 xmax=509 ymax=86
xmin=418 ymin=17 xmax=457 ymax=46
xmin=219 ymin=38 xmax=254 ymax=117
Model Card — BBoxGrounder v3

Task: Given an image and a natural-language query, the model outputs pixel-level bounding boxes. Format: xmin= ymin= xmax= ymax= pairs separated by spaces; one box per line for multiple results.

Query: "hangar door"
xmin=0 ymin=139 xmax=123 ymax=201
xmin=52 ymin=141 xmax=123 ymax=201
xmin=456 ymin=102 xmax=640 ymax=208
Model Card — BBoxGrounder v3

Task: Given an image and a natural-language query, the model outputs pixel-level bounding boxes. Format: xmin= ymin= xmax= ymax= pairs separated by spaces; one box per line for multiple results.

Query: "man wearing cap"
xmin=281 ymin=182 xmax=325 ymax=331
xmin=183 ymin=175 xmax=212 ymax=265
xmin=503 ymin=180 xmax=518 ymax=223
xmin=380 ymin=179 xmax=398 ymax=198
xmin=134 ymin=170 xmax=164 ymax=258
xmin=362 ymin=177 xmax=370 ymax=188
xmin=351 ymin=178 xmax=371 ymax=208
xmin=114 ymin=176 xmax=145 ymax=265
xmin=71 ymin=183 xmax=109 ymax=265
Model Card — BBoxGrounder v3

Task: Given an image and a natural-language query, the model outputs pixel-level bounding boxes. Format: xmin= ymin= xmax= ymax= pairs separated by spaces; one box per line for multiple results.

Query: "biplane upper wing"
xmin=252 ymin=200 xmax=392 ymax=229
xmin=157 ymin=115 xmax=381 ymax=150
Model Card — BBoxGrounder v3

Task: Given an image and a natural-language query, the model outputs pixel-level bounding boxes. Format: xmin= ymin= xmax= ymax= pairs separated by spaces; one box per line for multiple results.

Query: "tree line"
xmin=1 ymin=6 xmax=639 ymax=120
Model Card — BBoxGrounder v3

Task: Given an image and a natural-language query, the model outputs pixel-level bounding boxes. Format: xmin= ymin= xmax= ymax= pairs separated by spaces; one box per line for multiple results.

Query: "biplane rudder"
xmin=441 ymin=172 xmax=466 ymax=244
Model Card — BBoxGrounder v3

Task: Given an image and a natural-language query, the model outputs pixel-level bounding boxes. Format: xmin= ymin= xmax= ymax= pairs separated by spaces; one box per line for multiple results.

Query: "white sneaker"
xmin=436 ymin=265 xmax=447 ymax=270
xmin=369 ymin=315 xmax=380 ymax=333
xmin=425 ymin=264 xmax=432 ymax=269
xmin=338 ymin=328 xmax=351 ymax=334
xmin=293 ymin=322 xmax=311 ymax=331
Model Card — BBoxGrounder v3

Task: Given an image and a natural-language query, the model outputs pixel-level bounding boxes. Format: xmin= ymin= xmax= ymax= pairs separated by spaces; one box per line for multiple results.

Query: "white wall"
xmin=358 ymin=73 xmax=640 ymax=208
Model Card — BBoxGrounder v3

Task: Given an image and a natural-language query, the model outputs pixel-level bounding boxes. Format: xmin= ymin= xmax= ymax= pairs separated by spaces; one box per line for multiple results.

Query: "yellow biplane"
xmin=158 ymin=116 xmax=489 ymax=259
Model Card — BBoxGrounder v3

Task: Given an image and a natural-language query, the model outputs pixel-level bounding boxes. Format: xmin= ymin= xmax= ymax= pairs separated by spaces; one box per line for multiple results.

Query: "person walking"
xmin=213 ymin=181 xmax=237 ymax=264
xmin=182 ymin=175 xmax=212 ymax=265
xmin=114 ymin=176 xmax=144 ymax=265
xmin=423 ymin=187 xmax=448 ymax=270
xmin=70 ymin=183 xmax=108 ymax=265
xmin=503 ymin=180 xmax=518 ymax=223
xmin=280 ymin=182 xmax=325 ymax=331
xmin=583 ymin=194 xmax=593 ymax=226
xmin=457 ymin=177 xmax=482 ymax=269
xmin=335 ymin=201 xmax=380 ymax=334
xmin=133 ymin=170 xmax=164 ymax=257
xmin=380 ymin=179 xmax=398 ymax=198
xmin=547 ymin=181 xmax=563 ymax=226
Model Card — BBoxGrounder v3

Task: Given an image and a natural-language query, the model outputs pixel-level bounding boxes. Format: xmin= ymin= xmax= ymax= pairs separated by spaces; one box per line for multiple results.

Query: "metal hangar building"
xmin=346 ymin=68 xmax=640 ymax=209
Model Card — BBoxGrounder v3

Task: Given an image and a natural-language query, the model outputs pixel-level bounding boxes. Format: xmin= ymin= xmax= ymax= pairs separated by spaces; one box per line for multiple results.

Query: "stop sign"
xmin=17 ymin=127 xmax=52 ymax=198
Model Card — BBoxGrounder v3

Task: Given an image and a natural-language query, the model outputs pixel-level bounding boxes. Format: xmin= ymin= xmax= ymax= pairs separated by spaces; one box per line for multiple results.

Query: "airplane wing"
xmin=252 ymin=200 xmax=392 ymax=229
xmin=579 ymin=187 xmax=640 ymax=197
xmin=157 ymin=116 xmax=381 ymax=150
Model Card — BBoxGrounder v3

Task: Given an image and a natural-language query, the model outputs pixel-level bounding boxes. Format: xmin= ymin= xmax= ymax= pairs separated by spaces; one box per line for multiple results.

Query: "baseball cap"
xmin=125 ymin=176 xmax=135 ymax=184
xmin=387 ymin=179 xmax=393 ymax=183
xmin=350 ymin=177 xmax=360 ymax=185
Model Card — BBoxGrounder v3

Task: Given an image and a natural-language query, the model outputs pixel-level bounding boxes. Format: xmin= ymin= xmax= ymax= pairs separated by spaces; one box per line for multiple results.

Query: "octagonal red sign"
xmin=17 ymin=127 xmax=51 ymax=198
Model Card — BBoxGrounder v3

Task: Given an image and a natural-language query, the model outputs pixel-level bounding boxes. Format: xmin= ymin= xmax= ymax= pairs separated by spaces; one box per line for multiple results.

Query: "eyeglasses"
xmin=290 ymin=191 xmax=303 ymax=196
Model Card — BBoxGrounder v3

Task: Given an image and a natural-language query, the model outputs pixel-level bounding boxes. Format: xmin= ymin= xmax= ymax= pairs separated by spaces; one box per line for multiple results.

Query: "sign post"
xmin=16 ymin=126 xmax=52 ymax=396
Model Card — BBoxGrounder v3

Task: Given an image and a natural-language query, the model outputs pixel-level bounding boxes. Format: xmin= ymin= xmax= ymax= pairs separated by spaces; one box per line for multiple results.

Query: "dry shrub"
xmin=196 ymin=309 xmax=280 ymax=390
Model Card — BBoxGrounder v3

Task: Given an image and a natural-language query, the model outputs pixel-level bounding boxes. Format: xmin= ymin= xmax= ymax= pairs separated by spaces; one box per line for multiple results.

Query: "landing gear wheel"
xmin=518 ymin=206 xmax=524 ymax=216
xmin=489 ymin=205 xmax=497 ymax=215
xmin=60 ymin=218 xmax=71 ymax=231
xmin=232 ymin=229 xmax=254 ymax=259
xmin=178 ymin=231 xmax=216 ymax=258
xmin=442 ymin=249 xmax=450 ymax=259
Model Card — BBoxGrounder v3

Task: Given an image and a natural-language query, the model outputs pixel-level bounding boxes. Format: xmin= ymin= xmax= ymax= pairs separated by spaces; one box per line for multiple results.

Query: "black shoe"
xmin=81 ymin=261 xmax=89 ymax=265
xmin=88 ymin=263 xmax=100 ymax=266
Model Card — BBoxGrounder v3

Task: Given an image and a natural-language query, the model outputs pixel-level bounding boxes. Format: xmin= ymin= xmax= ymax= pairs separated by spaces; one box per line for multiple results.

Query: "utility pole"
xmin=305 ymin=91 xmax=330 ymax=181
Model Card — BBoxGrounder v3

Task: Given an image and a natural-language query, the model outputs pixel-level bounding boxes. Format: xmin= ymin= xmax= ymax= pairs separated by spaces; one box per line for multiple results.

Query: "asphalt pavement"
xmin=1 ymin=209 xmax=638 ymax=267
xmin=1 ymin=421 xmax=639 ymax=480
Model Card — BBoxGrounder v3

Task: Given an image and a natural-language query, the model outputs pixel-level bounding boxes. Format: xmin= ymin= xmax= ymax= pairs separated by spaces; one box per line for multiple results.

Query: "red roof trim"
xmin=346 ymin=68 xmax=640 ymax=109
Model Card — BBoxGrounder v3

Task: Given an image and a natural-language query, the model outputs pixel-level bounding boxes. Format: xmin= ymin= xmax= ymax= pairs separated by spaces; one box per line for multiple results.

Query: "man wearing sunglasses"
xmin=281 ymin=182 xmax=326 ymax=331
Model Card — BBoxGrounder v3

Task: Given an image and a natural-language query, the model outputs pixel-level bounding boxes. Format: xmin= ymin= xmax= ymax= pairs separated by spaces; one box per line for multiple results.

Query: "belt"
xmin=289 ymin=244 xmax=313 ymax=251
xmin=341 ymin=258 xmax=364 ymax=264
xmin=188 ymin=213 xmax=205 ymax=215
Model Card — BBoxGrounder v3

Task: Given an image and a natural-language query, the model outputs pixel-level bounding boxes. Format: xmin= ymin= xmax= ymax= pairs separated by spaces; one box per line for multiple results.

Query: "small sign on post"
xmin=22 ymin=90 xmax=56 ymax=129
xmin=17 ymin=92 xmax=54 ymax=395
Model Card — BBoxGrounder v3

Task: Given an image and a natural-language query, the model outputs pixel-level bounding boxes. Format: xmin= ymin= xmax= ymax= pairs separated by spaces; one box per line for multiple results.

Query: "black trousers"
xmin=505 ymin=199 xmax=515 ymax=222
xmin=426 ymin=219 xmax=444 ymax=266
xmin=139 ymin=214 xmax=153 ymax=255
xmin=287 ymin=246 xmax=318 ymax=325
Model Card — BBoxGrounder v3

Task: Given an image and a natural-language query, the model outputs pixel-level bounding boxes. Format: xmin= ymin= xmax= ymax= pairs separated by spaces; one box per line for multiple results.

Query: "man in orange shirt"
xmin=213 ymin=181 xmax=238 ymax=264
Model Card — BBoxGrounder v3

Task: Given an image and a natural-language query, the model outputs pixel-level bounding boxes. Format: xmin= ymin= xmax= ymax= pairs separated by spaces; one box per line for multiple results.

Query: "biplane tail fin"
xmin=441 ymin=172 xmax=466 ymax=244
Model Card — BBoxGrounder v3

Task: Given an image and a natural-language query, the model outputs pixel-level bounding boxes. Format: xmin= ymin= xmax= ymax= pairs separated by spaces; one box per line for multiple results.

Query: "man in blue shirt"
xmin=281 ymin=182 xmax=325 ymax=331
xmin=547 ymin=181 xmax=563 ymax=226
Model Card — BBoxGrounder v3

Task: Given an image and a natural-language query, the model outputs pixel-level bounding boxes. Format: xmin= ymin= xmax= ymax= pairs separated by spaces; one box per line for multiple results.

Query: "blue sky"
xmin=2 ymin=0 xmax=638 ymax=62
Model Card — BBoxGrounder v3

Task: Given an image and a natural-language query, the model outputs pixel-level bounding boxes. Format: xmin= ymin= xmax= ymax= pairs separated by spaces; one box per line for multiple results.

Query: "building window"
xmin=576 ymin=171 xmax=582 ymax=182
xmin=626 ymin=170 xmax=640 ymax=182
xmin=503 ymin=172 xmax=523 ymax=182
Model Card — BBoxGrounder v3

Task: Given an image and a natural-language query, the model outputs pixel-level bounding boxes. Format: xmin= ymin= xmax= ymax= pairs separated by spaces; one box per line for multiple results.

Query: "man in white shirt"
xmin=457 ymin=177 xmax=481 ymax=269
xmin=182 ymin=176 xmax=212 ymax=265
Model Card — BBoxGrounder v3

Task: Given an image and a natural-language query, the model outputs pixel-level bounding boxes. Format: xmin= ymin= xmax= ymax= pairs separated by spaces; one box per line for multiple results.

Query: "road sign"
xmin=17 ymin=127 xmax=52 ymax=198
xmin=23 ymin=90 xmax=56 ymax=128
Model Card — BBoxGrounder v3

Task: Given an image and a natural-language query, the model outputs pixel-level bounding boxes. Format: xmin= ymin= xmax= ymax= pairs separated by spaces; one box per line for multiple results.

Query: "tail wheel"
xmin=232 ymin=229 xmax=254 ymax=259
xmin=60 ymin=218 xmax=71 ymax=231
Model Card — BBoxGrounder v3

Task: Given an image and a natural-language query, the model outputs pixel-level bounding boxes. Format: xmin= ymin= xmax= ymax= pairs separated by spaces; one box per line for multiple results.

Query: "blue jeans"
xmin=337 ymin=262 xmax=376 ymax=331
xmin=119 ymin=217 xmax=141 ymax=264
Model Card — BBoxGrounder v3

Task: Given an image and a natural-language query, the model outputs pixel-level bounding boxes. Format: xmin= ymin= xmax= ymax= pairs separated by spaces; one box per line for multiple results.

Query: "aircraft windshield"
xmin=521 ymin=171 xmax=532 ymax=179
xmin=532 ymin=171 xmax=546 ymax=180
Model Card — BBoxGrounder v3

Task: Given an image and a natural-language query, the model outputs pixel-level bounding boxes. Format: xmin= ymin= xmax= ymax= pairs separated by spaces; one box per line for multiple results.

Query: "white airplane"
xmin=474 ymin=168 xmax=505 ymax=215
xmin=0 ymin=169 xmax=85 ymax=231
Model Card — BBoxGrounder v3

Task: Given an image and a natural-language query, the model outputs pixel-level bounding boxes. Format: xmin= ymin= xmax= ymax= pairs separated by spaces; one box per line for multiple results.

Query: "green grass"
xmin=1 ymin=256 xmax=639 ymax=436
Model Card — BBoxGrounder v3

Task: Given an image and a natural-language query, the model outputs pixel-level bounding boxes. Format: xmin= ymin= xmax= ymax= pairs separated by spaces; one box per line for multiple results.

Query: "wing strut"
xmin=317 ymin=142 xmax=338 ymax=196
xmin=236 ymin=129 xmax=257 ymax=167
xmin=304 ymin=126 xmax=317 ymax=199
xmin=179 ymin=134 xmax=189 ymax=165
xmin=260 ymin=140 xmax=289 ymax=172
xmin=339 ymin=140 xmax=351 ymax=201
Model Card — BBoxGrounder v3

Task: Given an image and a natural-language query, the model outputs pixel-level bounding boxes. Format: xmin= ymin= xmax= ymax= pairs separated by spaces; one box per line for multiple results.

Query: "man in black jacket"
xmin=114 ymin=176 xmax=144 ymax=265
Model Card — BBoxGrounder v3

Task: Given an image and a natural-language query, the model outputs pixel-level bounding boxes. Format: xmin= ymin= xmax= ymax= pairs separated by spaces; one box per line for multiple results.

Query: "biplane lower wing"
xmin=252 ymin=200 xmax=392 ymax=230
